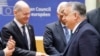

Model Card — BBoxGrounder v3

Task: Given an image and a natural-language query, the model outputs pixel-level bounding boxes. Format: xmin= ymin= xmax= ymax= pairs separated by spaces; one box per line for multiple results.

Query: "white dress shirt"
xmin=14 ymin=18 xmax=31 ymax=50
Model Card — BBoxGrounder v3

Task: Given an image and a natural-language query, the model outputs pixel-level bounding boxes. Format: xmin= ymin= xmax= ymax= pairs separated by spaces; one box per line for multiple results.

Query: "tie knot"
xmin=22 ymin=25 xmax=25 ymax=29
xmin=63 ymin=26 xmax=68 ymax=34
xmin=63 ymin=26 xmax=67 ymax=29
xmin=63 ymin=26 xmax=67 ymax=30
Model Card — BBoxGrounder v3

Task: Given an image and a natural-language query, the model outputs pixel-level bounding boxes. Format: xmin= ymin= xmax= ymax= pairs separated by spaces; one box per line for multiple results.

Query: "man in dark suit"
xmin=87 ymin=8 xmax=100 ymax=34
xmin=62 ymin=2 xmax=100 ymax=56
xmin=43 ymin=2 xmax=71 ymax=55
xmin=1 ymin=1 xmax=47 ymax=56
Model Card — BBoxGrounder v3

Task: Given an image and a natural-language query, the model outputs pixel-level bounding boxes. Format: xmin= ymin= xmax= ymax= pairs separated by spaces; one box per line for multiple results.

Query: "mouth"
xmin=24 ymin=18 xmax=29 ymax=20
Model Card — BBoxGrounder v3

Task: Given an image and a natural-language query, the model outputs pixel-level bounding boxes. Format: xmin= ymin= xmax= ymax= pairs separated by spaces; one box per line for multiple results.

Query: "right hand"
xmin=36 ymin=52 xmax=49 ymax=56
xmin=3 ymin=36 xmax=16 ymax=56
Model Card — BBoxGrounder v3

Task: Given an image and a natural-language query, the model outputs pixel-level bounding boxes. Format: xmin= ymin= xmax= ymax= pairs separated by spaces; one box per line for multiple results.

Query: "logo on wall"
xmin=0 ymin=0 xmax=7 ymax=15
xmin=0 ymin=0 xmax=13 ymax=16
xmin=2 ymin=6 xmax=13 ymax=16
xmin=31 ymin=7 xmax=51 ymax=18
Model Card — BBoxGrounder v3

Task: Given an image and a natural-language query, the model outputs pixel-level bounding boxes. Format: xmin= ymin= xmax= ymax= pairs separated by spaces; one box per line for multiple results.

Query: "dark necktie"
xmin=71 ymin=30 xmax=73 ymax=37
xmin=22 ymin=25 xmax=28 ymax=48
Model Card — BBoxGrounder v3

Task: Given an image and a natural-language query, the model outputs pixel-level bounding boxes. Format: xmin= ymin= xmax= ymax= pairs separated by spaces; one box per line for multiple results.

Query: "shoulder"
xmin=3 ymin=21 xmax=15 ymax=29
xmin=79 ymin=23 xmax=100 ymax=41
xmin=87 ymin=8 xmax=99 ymax=16
xmin=27 ymin=24 xmax=33 ymax=27
xmin=46 ymin=21 xmax=60 ymax=28
xmin=81 ymin=22 xmax=98 ymax=34
xmin=0 ymin=51 xmax=4 ymax=56
xmin=26 ymin=24 xmax=34 ymax=30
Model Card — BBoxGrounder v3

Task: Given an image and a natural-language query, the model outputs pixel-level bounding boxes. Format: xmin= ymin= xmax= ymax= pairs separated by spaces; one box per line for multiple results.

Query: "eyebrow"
xmin=63 ymin=11 xmax=67 ymax=16
xmin=60 ymin=9 xmax=64 ymax=13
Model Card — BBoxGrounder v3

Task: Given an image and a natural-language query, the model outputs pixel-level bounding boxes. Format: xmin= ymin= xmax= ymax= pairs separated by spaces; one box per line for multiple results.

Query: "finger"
xmin=8 ymin=36 xmax=12 ymax=42
xmin=9 ymin=36 xmax=16 ymax=45
xmin=7 ymin=42 xmax=13 ymax=49
xmin=7 ymin=40 xmax=15 ymax=50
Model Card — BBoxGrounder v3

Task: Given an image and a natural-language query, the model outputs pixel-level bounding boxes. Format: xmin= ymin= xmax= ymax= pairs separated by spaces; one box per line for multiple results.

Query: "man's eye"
xmin=60 ymin=15 xmax=63 ymax=17
xmin=64 ymin=14 xmax=67 ymax=16
xmin=61 ymin=10 xmax=64 ymax=13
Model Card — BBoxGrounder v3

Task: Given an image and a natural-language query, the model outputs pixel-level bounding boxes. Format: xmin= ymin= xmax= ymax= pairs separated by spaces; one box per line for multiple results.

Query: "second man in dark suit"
xmin=43 ymin=2 xmax=71 ymax=55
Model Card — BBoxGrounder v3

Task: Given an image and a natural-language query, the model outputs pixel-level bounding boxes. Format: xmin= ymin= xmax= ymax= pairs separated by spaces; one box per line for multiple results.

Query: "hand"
xmin=3 ymin=36 xmax=16 ymax=56
xmin=7 ymin=36 xmax=15 ymax=50
xmin=36 ymin=52 xmax=49 ymax=56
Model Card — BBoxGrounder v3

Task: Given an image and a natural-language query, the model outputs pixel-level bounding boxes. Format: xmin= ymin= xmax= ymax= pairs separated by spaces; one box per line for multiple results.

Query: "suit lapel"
xmin=56 ymin=21 xmax=67 ymax=45
xmin=63 ymin=30 xmax=78 ymax=55
xmin=63 ymin=20 xmax=87 ymax=55
xmin=13 ymin=21 xmax=28 ymax=49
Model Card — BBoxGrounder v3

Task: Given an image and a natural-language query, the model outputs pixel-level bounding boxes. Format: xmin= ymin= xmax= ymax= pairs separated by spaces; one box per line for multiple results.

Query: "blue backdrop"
xmin=0 ymin=0 xmax=84 ymax=36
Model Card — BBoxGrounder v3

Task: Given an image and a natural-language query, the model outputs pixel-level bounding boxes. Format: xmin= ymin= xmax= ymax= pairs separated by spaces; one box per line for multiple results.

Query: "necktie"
xmin=64 ymin=27 xmax=70 ymax=44
xmin=71 ymin=30 xmax=73 ymax=37
xmin=22 ymin=25 xmax=28 ymax=48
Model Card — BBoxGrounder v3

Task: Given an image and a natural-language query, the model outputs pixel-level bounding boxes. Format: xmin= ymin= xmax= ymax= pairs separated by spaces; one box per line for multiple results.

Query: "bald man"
xmin=1 ymin=1 xmax=47 ymax=56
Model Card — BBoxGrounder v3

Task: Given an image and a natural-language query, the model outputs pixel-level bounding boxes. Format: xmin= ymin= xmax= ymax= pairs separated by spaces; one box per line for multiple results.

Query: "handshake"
xmin=36 ymin=52 xmax=49 ymax=56
xmin=3 ymin=36 xmax=15 ymax=56
xmin=2 ymin=36 xmax=49 ymax=56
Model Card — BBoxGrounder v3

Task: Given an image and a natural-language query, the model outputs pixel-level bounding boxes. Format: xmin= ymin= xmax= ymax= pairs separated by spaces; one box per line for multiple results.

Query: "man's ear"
xmin=13 ymin=10 xmax=18 ymax=15
xmin=73 ymin=12 xmax=79 ymax=20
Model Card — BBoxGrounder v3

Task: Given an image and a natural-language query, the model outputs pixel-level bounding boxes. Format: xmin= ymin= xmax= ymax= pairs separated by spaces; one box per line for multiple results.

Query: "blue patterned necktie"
xmin=64 ymin=27 xmax=70 ymax=44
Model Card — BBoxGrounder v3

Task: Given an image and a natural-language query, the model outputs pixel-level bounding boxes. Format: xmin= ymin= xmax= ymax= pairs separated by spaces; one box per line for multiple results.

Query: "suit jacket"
xmin=0 ymin=40 xmax=4 ymax=56
xmin=0 ymin=33 xmax=4 ymax=56
xmin=63 ymin=20 xmax=100 ymax=56
xmin=1 ymin=21 xmax=36 ymax=56
xmin=43 ymin=21 xmax=68 ymax=55
xmin=0 ymin=51 xmax=4 ymax=56
xmin=87 ymin=8 xmax=100 ymax=34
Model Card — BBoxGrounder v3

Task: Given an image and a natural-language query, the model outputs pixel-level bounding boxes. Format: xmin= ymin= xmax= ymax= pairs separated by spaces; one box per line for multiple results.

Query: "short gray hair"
xmin=57 ymin=2 xmax=67 ymax=13
xmin=66 ymin=2 xmax=86 ymax=16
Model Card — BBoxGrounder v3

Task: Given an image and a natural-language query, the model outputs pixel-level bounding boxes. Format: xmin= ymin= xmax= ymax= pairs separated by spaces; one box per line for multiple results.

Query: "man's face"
xmin=57 ymin=6 xmax=66 ymax=25
xmin=14 ymin=7 xmax=30 ymax=25
xmin=63 ymin=6 xmax=76 ymax=29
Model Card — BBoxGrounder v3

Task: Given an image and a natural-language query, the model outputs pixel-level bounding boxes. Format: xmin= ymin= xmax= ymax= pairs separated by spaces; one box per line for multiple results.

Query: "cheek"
xmin=65 ymin=16 xmax=70 ymax=21
xmin=17 ymin=14 xmax=23 ymax=19
xmin=20 ymin=15 xmax=26 ymax=19
xmin=66 ymin=17 xmax=72 ymax=24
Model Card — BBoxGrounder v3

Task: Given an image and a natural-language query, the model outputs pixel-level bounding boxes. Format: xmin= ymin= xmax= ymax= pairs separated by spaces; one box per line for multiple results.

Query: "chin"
xmin=25 ymin=21 xmax=28 ymax=23
xmin=64 ymin=23 xmax=66 ymax=25
xmin=22 ymin=22 xmax=27 ymax=24
xmin=62 ymin=22 xmax=64 ymax=24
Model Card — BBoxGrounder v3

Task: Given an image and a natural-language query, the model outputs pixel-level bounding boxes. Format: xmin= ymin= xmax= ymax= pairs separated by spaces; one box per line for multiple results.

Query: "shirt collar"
xmin=14 ymin=18 xmax=23 ymax=28
xmin=61 ymin=23 xmax=65 ymax=28
xmin=72 ymin=21 xmax=82 ymax=34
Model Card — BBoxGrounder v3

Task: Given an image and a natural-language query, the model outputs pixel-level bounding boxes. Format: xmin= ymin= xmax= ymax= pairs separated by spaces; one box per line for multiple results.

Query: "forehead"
xmin=59 ymin=6 xmax=65 ymax=11
xmin=64 ymin=6 xmax=72 ymax=14
xmin=21 ymin=7 xmax=30 ymax=12
xmin=22 ymin=6 xmax=30 ymax=10
xmin=59 ymin=6 xmax=66 ymax=13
